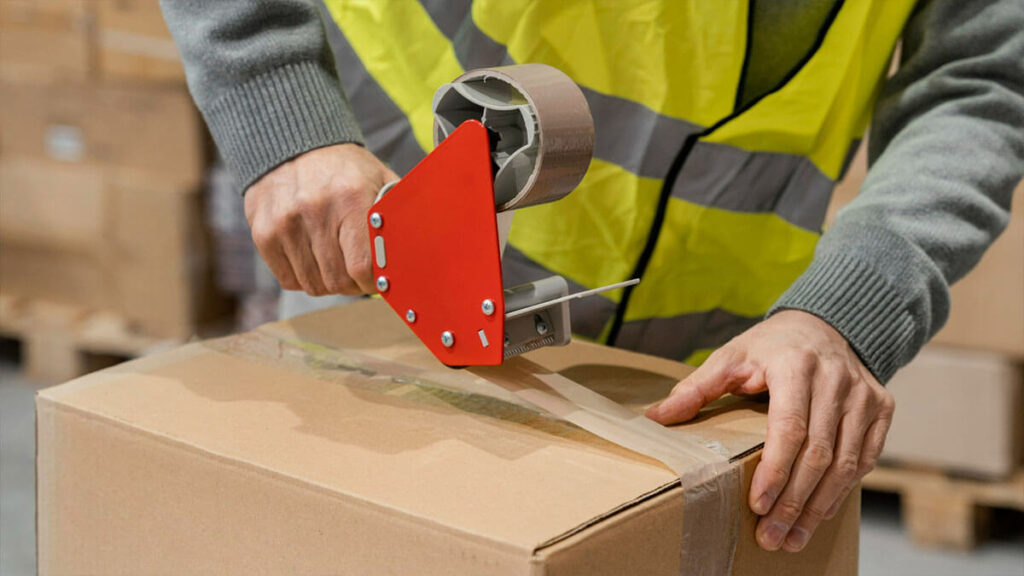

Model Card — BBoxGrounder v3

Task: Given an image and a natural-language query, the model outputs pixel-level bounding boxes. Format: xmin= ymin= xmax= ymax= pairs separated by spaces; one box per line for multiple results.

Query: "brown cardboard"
xmin=0 ymin=159 xmax=107 ymax=250
xmin=883 ymin=345 xmax=1024 ymax=479
xmin=95 ymin=0 xmax=186 ymax=84
xmin=0 ymin=159 xmax=217 ymax=338
xmin=931 ymin=179 xmax=1024 ymax=357
xmin=0 ymin=80 xmax=205 ymax=187
xmin=38 ymin=300 xmax=859 ymax=575
xmin=0 ymin=0 xmax=94 ymax=82
xmin=830 ymin=147 xmax=1024 ymax=357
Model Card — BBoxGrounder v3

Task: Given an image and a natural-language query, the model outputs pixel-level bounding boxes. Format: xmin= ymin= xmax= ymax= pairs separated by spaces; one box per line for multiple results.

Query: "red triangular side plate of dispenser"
xmin=367 ymin=120 xmax=505 ymax=366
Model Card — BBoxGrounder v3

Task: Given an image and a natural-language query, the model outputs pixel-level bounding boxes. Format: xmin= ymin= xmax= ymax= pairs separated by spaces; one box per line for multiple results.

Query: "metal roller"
xmin=432 ymin=64 xmax=594 ymax=211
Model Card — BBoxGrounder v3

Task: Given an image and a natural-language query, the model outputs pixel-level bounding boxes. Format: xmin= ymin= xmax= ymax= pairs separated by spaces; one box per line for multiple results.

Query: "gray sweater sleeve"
xmin=158 ymin=0 xmax=363 ymax=191
xmin=772 ymin=0 xmax=1024 ymax=382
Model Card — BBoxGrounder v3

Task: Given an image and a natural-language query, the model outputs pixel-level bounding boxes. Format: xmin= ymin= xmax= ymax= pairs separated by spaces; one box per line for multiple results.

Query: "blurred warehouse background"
xmin=0 ymin=2 xmax=1021 ymax=575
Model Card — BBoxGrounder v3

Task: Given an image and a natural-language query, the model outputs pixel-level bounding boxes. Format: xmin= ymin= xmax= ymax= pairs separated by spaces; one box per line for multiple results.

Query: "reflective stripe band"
xmin=421 ymin=9 xmax=706 ymax=182
xmin=418 ymin=0 xmax=471 ymax=39
xmin=614 ymin=310 xmax=761 ymax=362
xmin=627 ymin=196 xmax=821 ymax=320
xmin=324 ymin=0 xmax=462 ymax=152
xmin=672 ymin=141 xmax=834 ymax=232
xmin=502 ymin=246 xmax=616 ymax=340
xmin=319 ymin=6 xmax=425 ymax=175
xmin=470 ymin=0 xmax=746 ymax=127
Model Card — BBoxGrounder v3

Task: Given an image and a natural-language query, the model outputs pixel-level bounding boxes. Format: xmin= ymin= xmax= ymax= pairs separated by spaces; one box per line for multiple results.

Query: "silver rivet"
xmin=441 ymin=331 xmax=455 ymax=347
xmin=369 ymin=212 xmax=383 ymax=229
xmin=535 ymin=315 xmax=549 ymax=335
xmin=405 ymin=309 xmax=416 ymax=323
xmin=481 ymin=299 xmax=495 ymax=316
xmin=376 ymin=276 xmax=389 ymax=292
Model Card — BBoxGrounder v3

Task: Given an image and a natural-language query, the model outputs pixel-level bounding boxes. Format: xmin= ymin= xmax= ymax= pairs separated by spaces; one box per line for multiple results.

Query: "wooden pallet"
xmin=0 ymin=294 xmax=180 ymax=383
xmin=862 ymin=464 xmax=1024 ymax=550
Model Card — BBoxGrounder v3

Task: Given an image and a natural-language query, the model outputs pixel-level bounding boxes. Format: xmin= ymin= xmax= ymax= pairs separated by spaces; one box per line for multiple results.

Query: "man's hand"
xmin=244 ymin=143 xmax=399 ymax=296
xmin=646 ymin=310 xmax=894 ymax=553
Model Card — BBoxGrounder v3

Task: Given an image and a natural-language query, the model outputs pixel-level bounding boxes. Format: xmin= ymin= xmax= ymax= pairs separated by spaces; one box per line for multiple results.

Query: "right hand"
xmin=244 ymin=143 xmax=399 ymax=296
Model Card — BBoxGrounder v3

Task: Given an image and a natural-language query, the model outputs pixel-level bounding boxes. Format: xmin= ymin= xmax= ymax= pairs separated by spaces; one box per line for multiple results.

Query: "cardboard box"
xmin=0 ymin=80 xmax=205 ymax=188
xmin=37 ymin=300 xmax=860 ymax=575
xmin=96 ymin=0 xmax=186 ymax=84
xmin=0 ymin=158 xmax=218 ymax=338
xmin=0 ymin=0 xmax=94 ymax=82
xmin=931 ymin=179 xmax=1024 ymax=357
xmin=883 ymin=345 xmax=1024 ymax=479
xmin=0 ymin=159 xmax=107 ymax=250
xmin=830 ymin=147 xmax=1024 ymax=358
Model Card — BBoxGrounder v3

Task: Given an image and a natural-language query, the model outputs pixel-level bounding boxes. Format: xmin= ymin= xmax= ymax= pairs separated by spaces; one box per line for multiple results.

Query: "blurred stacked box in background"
xmin=206 ymin=164 xmax=281 ymax=332
xmin=0 ymin=0 xmax=255 ymax=382
xmin=830 ymin=145 xmax=1024 ymax=550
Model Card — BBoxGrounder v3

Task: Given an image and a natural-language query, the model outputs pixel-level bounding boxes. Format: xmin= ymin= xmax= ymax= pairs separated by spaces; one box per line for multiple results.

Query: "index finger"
xmin=645 ymin=350 xmax=748 ymax=424
xmin=750 ymin=370 xmax=811 ymax=518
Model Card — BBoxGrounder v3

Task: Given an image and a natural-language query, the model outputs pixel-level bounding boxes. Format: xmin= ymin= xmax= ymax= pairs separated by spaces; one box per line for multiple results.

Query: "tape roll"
xmin=432 ymin=64 xmax=594 ymax=211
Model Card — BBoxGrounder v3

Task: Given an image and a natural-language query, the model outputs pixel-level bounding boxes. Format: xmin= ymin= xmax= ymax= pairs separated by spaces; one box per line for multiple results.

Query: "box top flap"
xmin=40 ymin=299 xmax=767 ymax=550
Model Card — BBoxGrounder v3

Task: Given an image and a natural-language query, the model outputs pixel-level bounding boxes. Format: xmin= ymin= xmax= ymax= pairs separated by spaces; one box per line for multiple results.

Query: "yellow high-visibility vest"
xmin=323 ymin=0 xmax=915 ymax=364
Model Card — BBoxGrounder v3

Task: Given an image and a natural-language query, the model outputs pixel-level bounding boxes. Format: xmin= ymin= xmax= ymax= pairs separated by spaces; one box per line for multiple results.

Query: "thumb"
xmin=646 ymin=350 xmax=743 ymax=424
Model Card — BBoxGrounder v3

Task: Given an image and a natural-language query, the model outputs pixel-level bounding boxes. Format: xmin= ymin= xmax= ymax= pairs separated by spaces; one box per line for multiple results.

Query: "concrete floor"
xmin=2 ymin=353 xmax=1023 ymax=576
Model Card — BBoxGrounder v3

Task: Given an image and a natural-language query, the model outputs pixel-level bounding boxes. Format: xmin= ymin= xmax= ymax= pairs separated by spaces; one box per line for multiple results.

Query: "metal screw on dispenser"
xmin=405 ymin=309 xmax=416 ymax=323
xmin=534 ymin=315 xmax=549 ymax=335
xmin=441 ymin=331 xmax=455 ymax=347
xmin=376 ymin=276 xmax=389 ymax=292
xmin=481 ymin=299 xmax=495 ymax=316
xmin=369 ymin=212 xmax=383 ymax=229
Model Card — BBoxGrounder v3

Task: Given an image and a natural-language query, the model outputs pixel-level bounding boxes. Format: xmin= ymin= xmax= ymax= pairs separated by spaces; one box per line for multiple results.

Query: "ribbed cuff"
xmin=204 ymin=61 xmax=365 ymax=192
xmin=769 ymin=252 xmax=917 ymax=383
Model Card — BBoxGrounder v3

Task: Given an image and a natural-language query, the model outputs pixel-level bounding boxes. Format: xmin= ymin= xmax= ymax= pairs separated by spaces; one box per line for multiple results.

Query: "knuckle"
xmin=774 ymin=416 xmax=808 ymax=444
xmin=774 ymin=499 xmax=804 ymax=523
xmin=250 ymin=225 xmax=274 ymax=249
xmin=859 ymin=454 xmax=879 ymax=476
xmin=803 ymin=440 xmax=834 ymax=473
xmin=803 ymin=501 xmax=830 ymax=521
xmin=347 ymin=257 xmax=372 ymax=284
xmin=879 ymin=390 xmax=896 ymax=415
xmin=322 ymin=277 xmax=343 ymax=294
xmin=833 ymin=454 xmax=860 ymax=482
xmin=273 ymin=207 xmax=302 ymax=232
xmin=765 ymin=463 xmax=791 ymax=488
xmin=334 ymin=182 xmax=371 ymax=212
xmin=297 ymin=192 xmax=329 ymax=218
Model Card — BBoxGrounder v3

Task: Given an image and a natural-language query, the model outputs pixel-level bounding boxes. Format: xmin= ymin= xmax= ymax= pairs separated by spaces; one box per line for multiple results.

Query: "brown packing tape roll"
xmin=216 ymin=325 xmax=742 ymax=575
xmin=433 ymin=64 xmax=594 ymax=211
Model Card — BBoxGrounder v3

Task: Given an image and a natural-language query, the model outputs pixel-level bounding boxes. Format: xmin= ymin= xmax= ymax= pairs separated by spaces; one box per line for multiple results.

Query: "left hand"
xmin=645 ymin=310 xmax=895 ymax=553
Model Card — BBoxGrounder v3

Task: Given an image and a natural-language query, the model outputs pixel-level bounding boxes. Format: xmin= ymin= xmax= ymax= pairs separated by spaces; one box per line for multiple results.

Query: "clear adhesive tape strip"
xmin=228 ymin=328 xmax=741 ymax=575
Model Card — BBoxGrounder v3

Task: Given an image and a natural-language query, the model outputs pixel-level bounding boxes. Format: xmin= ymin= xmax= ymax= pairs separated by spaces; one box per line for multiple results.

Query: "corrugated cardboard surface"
xmin=0 ymin=0 xmax=93 ymax=82
xmin=0 ymin=158 xmax=215 ymax=338
xmin=38 ymin=300 xmax=858 ymax=574
xmin=96 ymin=0 xmax=186 ymax=84
xmin=883 ymin=345 xmax=1024 ymax=478
xmin=0 ymin=80 xmax=204 ymax=188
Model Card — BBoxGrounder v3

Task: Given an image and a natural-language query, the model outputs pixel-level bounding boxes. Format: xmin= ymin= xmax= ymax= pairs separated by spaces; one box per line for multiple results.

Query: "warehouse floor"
xmin=2 ymin=353 xmax=1022 ymax=576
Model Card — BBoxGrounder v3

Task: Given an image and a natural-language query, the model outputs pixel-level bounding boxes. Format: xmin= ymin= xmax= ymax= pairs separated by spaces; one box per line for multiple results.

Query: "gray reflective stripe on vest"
xmin=318 ymin=4 xmax=425 ymax=175
xmin=419 ymin=3 xmax=705 ymax=181
xmin=614 ymin=310 xmax=762 ymax=361
xmin=672 ymin=141 xmax=835 ymax=232
xmin=502 ymin=246 xmax=616 ymax=339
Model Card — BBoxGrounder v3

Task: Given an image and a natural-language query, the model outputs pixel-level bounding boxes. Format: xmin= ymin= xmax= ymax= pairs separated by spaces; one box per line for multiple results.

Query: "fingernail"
xmin=785 ymin=527 xmax=810 ymax=551
xmin=825 ymin=499 xmax=841 ymax=519
xmin=645 ymin=402 xmax=663 ymax=419
xmin=753 ymin=491 xmax=774 ymax=515
xmin=758 ymin=521 xmax=788 ymax=550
